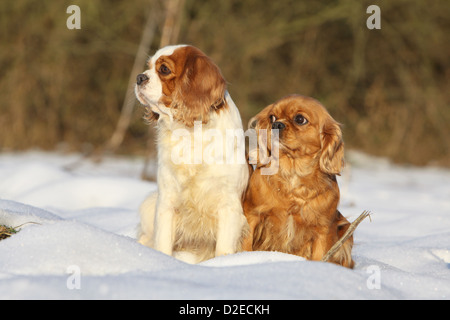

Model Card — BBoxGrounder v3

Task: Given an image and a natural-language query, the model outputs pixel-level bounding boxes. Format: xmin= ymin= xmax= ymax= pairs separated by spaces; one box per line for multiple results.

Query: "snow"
xmin=0 ymin=150 xmax=449 ymax=300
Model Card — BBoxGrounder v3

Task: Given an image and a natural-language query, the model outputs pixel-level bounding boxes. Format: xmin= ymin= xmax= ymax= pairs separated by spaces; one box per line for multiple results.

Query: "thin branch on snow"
xmin=321 ymin=210 xmax=372 ymax=263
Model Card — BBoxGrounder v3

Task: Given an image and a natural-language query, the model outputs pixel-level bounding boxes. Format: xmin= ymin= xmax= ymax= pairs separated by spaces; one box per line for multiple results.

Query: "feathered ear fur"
xmin=319 ymin=119 xmax=344 ymax=175
xmin=143 ymin=109 xmax=160 ymax=123
xmin=247 ymin=105 xmax=274 ymax=168
xmin=172 ymin=48 xmax=226 ymax=127
xmin=248 ymin=116 xmax=258 ymax=130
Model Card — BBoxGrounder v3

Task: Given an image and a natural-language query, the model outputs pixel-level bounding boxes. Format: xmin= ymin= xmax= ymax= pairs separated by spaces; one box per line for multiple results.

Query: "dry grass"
xmin=0 ymin=222 xmax=41 ymax=241
xmin=0 ymin=225 xmax=18 ymax=241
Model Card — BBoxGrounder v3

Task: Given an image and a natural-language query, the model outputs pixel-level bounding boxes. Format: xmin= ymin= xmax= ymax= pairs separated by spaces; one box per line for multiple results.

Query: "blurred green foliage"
xmin=0 ymin=0 xmax=449 ymax=166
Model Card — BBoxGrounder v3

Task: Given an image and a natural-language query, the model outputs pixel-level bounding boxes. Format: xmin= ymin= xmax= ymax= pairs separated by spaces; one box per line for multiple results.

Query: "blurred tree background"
xmin=0 ymin=0 xmax=449 ymax=166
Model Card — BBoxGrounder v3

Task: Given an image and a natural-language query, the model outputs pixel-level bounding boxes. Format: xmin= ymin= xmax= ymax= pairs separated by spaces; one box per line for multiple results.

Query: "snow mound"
xmin=199 ymin=251 xmax=305 ymax=267
xmin=0 ymin=151 xmax=449 ymax=299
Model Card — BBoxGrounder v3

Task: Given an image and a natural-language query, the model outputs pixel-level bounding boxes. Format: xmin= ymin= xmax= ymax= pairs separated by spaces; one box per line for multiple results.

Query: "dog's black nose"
xmin=136 ymin=73 xmax=149 ymax=85
xmin=272 ymin=121 xmax=286 ymax=130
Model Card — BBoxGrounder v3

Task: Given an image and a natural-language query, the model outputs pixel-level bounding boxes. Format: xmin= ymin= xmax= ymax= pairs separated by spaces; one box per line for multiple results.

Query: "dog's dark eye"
xmin=159 ymin=64 xmax=171 ymax=75
xmin=294 ymin=114 xmax=308 ymax=125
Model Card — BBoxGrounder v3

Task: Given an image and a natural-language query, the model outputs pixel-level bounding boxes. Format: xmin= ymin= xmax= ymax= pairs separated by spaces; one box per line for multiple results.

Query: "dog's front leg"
xmin=241 ymin=212 xmax=259 ymax=251
xmin=311 ymin=231 xmax=332 ymax=262
xmin=215 ymin=200 xmax=248 ymax=257
xmin=153 ymin=197 xmax=175 ymax=257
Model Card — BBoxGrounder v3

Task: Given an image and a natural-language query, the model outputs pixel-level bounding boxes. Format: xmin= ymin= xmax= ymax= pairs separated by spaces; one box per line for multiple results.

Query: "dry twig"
xmin=321 ymin=210 xmax=372 ymax=262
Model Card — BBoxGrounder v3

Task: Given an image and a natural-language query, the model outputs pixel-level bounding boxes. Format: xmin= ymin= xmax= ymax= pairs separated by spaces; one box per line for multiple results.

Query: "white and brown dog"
xmin=135 ymin=45 xmax=249 ymax=263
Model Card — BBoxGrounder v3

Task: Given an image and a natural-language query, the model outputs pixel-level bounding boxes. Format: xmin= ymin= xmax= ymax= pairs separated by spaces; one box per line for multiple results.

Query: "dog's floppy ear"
xmin=143 ymin=109 xmax=160 ymax=123
xmin=248 ymin=116 xmax=258 ymax=130
xmin=247 ymin=115 xmax=260 ymax=167
xmin=247 ymin=105 xmax=274 ymax=168
xmin=319 ymin=119 xmax=344 ymax=175
xmin=173 ymin=47 xmax=226 ymax=127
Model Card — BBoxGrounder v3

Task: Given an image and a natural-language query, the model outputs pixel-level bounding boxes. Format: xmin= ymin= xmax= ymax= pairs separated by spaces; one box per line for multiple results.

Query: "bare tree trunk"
xmin=159 ymin=0 xmax=185 ymax=47
xmin=141 ymin=0 xmax=185 ymax=181
xmin=104 ymin=7 xmax=158 ymax=154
